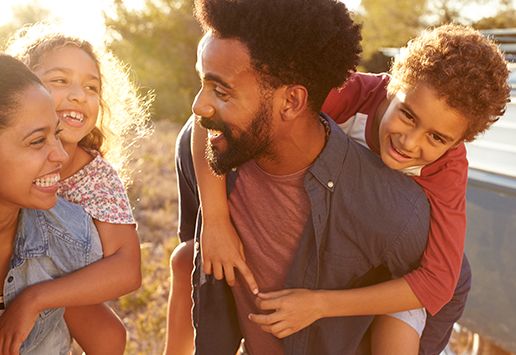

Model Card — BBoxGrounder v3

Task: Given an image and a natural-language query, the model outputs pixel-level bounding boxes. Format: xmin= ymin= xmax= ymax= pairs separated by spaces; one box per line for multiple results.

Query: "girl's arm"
xmin=191 ymin=118 xmax=258 ymax=293
xmin=0 ymin=222 xmax=141 ymax=352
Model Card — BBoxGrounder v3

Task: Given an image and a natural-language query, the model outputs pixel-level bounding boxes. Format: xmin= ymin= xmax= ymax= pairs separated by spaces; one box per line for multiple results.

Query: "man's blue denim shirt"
xmin=4 ymin=197 xmax=102 ymax=355
xmin=175 ymin=114 xmax=471 ymax=355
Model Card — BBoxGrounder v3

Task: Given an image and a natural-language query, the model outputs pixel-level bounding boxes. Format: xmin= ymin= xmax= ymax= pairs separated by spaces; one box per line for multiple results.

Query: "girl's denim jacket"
xmin=4 ymin=197 xmax=102 ymax=354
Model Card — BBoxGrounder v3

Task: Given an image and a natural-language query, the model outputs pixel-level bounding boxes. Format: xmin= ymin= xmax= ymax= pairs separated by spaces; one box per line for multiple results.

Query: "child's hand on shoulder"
xmin=200 ymin=218 xmax=259 ymax=294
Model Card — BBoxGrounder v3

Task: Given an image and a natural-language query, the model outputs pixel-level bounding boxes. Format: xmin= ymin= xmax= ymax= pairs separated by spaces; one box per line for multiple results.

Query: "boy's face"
xmin=378 ymin=83 xmax=468 ymax=170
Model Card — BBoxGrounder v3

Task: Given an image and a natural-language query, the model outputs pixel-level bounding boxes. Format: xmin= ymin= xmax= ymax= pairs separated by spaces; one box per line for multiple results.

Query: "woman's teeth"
xmin=33 ymin=173 xmax=60 ymax=187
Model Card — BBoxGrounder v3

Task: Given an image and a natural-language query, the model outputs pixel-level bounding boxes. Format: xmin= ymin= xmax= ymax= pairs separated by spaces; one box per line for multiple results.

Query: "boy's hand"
xmin=0 ymin=288 xmax=40 ymax=355
xmin=249 ymin=289 xmax=323 ymax=338
xmin=201 ymin=219 xmax=259 ymax=294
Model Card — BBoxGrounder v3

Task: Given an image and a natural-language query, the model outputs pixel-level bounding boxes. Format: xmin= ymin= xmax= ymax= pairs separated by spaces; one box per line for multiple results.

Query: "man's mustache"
xmin=197 ymin=116 xmax=228 ymax=134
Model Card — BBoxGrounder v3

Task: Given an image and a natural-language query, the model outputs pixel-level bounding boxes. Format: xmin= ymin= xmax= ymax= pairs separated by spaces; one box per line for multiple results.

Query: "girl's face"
xmin=0 ymin=85 xmax=68 ymax=211
xmin=378 ymin=84 xmax=468 ymax=171
xmin=33 ymin=45 xmax=101 ymax=147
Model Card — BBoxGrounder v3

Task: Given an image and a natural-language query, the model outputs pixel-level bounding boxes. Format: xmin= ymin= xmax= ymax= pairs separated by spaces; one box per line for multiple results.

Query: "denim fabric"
xmin=4 ymin=197 xmax=103 ymax=355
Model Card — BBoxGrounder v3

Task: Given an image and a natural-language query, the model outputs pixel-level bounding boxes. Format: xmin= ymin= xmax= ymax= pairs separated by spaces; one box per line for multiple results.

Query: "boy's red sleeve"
xmin=322 ymin=72 xmax=389 ymax=124
xmin=404 ymin=144 xmax=468 ymax=315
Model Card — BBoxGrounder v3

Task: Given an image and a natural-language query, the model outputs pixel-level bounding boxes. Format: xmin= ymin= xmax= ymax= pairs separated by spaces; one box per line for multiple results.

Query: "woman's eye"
xmin=49 ymin=78 xmax=66 ymax=84
xmin=30 ymin=137 xmax=46 ymax=146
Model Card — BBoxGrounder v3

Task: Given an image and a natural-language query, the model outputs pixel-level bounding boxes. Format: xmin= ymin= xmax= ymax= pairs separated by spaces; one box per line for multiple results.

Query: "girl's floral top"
xmin=58 ymin=152 xmax=135 ymax=224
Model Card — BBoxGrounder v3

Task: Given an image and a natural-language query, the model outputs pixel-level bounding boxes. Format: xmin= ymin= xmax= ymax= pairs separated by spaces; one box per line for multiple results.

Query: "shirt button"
xmin=327 ymin=180 xmax=334 ymax=188
xmin=7 ymin=276 xmax=14 ymax=283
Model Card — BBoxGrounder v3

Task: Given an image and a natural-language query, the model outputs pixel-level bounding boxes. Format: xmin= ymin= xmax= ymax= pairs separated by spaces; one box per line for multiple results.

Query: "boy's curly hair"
xmin=388 ymin=24 xmax=510 ymax=142
xmin=6 ymin=23 xmax=153 ymax=184
xmin=194 ymin=0 xmax=362 ymax=111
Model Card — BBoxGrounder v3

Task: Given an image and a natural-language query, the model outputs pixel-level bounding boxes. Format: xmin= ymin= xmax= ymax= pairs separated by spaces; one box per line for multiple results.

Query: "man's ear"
xmin=279 ymin=85 xmax=309 ymax=121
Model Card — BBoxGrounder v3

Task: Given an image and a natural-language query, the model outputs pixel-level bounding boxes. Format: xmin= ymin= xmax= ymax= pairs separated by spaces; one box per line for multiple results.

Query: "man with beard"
xmin=169 ymin=0 xmax=470 ymax=354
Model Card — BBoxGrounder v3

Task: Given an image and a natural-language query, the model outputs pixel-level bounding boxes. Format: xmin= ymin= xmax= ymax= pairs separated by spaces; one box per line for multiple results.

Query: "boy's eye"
xmin=400 ymin=109 xmax=415 ymax=122
xmin=430 ymin=133 xmax=446 ymax=144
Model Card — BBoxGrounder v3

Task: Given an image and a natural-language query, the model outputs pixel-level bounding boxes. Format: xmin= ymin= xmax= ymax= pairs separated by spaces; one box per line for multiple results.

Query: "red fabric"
xmin=322 ymin=72 xmax=467 ymax=315
xmin=229 ymin=161 xmax=311 ymax=355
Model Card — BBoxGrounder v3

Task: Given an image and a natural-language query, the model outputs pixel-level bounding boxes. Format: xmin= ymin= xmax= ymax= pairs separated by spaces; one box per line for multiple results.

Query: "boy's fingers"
xmin=258 ymin=289 xmax=291 ymax=299
xmin=236 ymin=261 xmax=259 ymax=294
xmin=203 ymin=260 xmax=213 ymax=275
xmin=213 ymin=263 xmax=224 ymax=280
xmin=224 ymin=265 xmax=236 ymax=286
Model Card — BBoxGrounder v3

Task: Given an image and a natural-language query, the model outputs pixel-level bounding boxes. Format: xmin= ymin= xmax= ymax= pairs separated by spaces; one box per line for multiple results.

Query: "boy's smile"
xmin=377 ymin=84 xmax=468 ymax=171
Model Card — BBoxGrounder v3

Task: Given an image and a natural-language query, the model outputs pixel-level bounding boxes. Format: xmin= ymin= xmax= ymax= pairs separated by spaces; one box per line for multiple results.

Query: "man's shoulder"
xmin=318 ymin=117 xmax=428 ymax=212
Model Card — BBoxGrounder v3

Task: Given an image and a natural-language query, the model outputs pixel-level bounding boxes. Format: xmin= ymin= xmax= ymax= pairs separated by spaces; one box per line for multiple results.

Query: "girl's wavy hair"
xmin=388 ymin=24 xmax=510 ymax=142
xmin=6 ymin=23 xmax=154 ymax=184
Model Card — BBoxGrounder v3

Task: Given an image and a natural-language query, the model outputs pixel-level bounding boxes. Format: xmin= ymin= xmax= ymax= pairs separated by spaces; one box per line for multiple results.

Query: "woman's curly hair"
xmin=388 ymin=24 xmax=510 ymax=142
xmin=194 ymin=0 xmax=362 ymax=111
xmin=6 ymin=23 xmax=154 ymax=184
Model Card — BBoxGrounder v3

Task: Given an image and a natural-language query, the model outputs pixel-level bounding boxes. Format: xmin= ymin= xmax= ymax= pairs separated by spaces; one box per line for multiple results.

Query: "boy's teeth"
xmin=33 ymin=174 xmax=60 ymax=187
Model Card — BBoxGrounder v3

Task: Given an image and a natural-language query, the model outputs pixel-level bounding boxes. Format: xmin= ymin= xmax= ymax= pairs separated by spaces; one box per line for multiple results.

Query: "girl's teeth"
xmin=33 ymin=174 xmax=60 ymax=187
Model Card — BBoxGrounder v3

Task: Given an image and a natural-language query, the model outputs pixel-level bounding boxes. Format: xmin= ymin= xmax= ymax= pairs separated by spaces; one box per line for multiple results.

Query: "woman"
xmin=0 ymin=54 xmax=102 ymax=355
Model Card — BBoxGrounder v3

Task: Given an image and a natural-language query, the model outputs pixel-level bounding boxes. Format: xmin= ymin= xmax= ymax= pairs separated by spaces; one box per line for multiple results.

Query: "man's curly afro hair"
xmin=388 ymin=24 xmax=510 ymax=142
xmin=194 ymin=0 xmax=362 ymax=111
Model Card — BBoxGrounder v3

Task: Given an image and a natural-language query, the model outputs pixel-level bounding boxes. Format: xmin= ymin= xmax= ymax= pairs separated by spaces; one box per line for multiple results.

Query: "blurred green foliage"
xmin=105 ymin=0 xmax=202 ymax=122
xmin=0 ymin=5 xmax=51 ymax=48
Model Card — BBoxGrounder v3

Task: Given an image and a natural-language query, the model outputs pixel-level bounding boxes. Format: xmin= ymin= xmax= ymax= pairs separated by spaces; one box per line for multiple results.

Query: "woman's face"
xmin=0 ymin=84 xmax=68 ymax=211
xmin=33 ymin=45 xmax=101 ymax=147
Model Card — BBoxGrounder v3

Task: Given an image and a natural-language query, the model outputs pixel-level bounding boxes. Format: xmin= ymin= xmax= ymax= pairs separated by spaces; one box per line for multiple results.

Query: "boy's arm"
xmin=249 ymin=278 xmax=422 ymax=339
xmin=405 ymin=144 xmax=468 ymax=315
xmin=191 ymin=117 xmax=258 ymax=293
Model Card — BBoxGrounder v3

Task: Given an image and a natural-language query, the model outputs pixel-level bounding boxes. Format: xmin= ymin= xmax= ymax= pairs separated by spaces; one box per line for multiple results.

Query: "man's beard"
xmin=198 ymin=100 xmax=274 ymax=175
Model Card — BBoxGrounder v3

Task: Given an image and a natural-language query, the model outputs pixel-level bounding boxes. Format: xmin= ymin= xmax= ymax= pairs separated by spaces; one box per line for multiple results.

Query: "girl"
xmin=0 ymin=54 xmax=102 ymax=354
xmin=6 ymin=24 xmax=152 ymax=354
xmin=166 ymin=24 xmax=510 ymax=354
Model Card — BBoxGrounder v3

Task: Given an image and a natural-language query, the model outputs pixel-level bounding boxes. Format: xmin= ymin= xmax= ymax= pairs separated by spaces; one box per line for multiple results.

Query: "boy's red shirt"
xmin=322 ymin=72 xmax=468 ymax=315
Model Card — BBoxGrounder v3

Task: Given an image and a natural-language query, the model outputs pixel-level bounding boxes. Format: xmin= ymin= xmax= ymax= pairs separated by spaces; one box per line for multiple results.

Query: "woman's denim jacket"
xmin=3 ymin=197 xmax=102 ymax=355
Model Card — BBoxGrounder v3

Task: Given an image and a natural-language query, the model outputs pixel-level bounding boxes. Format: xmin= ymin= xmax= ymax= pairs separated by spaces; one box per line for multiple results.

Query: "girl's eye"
xmin=86 ymin=85 xmax=99 ymax=93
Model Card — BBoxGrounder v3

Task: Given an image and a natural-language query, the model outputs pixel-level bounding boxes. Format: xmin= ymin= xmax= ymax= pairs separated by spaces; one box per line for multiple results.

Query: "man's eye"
xmin=214 ymin=88 xmax=228 ymax=99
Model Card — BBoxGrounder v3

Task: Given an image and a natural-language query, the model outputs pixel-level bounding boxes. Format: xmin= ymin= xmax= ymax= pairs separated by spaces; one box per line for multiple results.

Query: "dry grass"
xmin=116 ymin=120 xmax=182 ymax=355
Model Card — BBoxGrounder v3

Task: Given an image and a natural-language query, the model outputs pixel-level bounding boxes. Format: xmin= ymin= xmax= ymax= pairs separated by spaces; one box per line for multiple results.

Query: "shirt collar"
xmin=307 ymin=113 xmax=350 ymax=191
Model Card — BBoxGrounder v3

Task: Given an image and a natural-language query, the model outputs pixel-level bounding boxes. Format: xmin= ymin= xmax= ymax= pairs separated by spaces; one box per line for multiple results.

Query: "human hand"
xmin=201 ymin=218 xmax=259 ymax=294
xmin=0 ymin=289 xmax=40 ymax=355
xmin=249 ymin=289 xmax=323 ymax=338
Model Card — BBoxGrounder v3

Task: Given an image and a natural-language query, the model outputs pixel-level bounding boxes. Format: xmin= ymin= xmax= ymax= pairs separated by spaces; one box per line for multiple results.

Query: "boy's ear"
xmin=279 ymin=85 xmax=308 ymax=121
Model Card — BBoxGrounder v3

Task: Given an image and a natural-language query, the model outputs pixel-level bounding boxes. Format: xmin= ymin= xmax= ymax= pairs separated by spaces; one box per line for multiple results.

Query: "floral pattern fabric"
xmin=58 ymin=153 xmax=135 ymax=224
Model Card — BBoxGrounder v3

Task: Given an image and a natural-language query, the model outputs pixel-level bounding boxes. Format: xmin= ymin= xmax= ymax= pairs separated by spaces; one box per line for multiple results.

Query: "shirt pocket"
xmin=318 ymin=249 xmax=372 ymax=289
